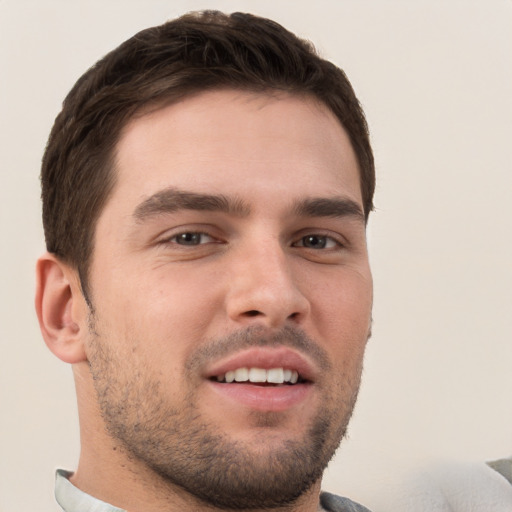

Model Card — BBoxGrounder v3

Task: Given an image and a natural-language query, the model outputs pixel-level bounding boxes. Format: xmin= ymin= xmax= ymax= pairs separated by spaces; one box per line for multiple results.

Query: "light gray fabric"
xmin=381 ymin=460 xmax=512 ymax=512
xmin=488 ymin=457 xmax=512 ymax=486
xmin=55 ymin=469 xmax=371 ymax=512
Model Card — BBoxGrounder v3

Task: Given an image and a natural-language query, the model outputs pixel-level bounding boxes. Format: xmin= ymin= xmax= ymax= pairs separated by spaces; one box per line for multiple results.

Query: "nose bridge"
xmin=226 ymin=236 xmax=309 ymax=327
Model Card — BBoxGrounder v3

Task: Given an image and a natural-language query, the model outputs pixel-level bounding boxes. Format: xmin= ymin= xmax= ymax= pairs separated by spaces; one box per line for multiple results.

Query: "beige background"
xmin=1 ymin=0 xmax=511 ymax=510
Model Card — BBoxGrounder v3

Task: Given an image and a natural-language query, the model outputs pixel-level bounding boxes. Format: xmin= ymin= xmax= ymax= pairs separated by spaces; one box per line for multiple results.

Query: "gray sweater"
xmin=321 ymin=492 xmax=372 ymax=512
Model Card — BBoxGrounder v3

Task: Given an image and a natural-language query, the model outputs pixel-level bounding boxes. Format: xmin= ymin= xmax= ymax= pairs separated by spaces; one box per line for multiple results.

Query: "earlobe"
xmin=35 ymin=253 xmax=88 ymax=364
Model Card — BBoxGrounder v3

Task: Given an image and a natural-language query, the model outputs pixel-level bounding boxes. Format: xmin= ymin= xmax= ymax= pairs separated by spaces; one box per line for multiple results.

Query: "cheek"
xmin=309 ymin=269 xmax=372 ymax=364
xmin=311 ymin=267 xmax=372 ymax=328
xmin=147 ymin=268 xmax=224 ymax=332
xmin=99 ymin=257 xmax=219 ymax=320
xmin=96 ymin=266 xmax=224 ymax=367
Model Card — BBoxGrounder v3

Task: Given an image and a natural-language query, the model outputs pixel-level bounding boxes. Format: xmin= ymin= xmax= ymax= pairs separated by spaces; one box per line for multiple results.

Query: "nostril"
xmin=245 ymin=310 xmax=261 ymax=317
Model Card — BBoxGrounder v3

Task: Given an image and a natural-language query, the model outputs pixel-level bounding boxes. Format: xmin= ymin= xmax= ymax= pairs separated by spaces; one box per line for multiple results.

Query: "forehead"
xmin=110 ymin=89 xmax=362 ymax=213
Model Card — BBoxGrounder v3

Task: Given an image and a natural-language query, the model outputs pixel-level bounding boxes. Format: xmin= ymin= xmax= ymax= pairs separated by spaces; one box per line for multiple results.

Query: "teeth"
xmin=267 ymin=368 xmax=284 ymax=384
xmin=215 ymin=367 xmax=301 ymax=384
xmin=234 ymin=368 xmax=249 ymax=382
xmin=248 ymin=368 xmax=267 ymax=382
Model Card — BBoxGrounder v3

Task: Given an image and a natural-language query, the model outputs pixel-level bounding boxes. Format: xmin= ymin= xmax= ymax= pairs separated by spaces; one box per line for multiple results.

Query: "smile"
xmin=204 ymin=347 xmax=315 ymax=412
xmin=214 ymin=367 xmax=302 ymax=385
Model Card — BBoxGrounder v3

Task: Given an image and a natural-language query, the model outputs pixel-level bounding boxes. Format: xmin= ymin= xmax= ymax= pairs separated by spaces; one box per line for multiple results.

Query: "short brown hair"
xmin=41 ymin=10 xmax=375 ymax=302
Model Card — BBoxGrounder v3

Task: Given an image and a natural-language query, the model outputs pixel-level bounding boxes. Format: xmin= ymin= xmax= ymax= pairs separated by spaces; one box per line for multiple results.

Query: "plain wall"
xmin=1 ymin=0 xmax=511 ymax=510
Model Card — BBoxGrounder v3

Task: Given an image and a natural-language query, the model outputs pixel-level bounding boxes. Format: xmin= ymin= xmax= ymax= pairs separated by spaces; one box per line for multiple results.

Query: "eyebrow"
xmin=133 ymin=187 xmax=365 ymax=223
xmin=133 ymin=187 xmax=250 ymax=221
xmin=293 ymin=197 xmax=365 ymax=222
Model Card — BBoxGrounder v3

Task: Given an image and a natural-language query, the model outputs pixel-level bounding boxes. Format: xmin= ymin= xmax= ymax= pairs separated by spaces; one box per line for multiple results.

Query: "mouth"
xmin=204 ymin=347 xmax=315 ymax=412
xmin=212 ymin=367 xmax=305 ymax=385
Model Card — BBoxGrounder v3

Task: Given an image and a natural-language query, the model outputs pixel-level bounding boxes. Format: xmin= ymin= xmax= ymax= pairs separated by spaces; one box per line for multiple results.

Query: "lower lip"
xmin=207 ymin=381 xmax=312 ymax=412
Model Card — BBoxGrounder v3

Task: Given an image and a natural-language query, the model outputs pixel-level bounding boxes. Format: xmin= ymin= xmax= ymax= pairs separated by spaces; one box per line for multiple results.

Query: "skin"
xmin=36 ymin=90 xmax=373 ymax=512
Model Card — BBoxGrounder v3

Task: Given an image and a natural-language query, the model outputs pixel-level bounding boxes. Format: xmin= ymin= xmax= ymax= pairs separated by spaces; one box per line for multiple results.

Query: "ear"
xmin=35 ymin=252 xmax=89 ymax=364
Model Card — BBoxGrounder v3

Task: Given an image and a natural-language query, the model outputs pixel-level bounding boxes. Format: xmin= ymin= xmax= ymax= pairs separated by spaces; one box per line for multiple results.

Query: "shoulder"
xmin=320 ymin=491 xmax=373 ymax=512
xmin=380 ymin=459 xmax=512 ymax=512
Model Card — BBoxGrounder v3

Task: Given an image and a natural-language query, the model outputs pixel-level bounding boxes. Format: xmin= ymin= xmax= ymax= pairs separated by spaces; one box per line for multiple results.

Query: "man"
xmin=35 ymin=10 xmax=374 ymax=512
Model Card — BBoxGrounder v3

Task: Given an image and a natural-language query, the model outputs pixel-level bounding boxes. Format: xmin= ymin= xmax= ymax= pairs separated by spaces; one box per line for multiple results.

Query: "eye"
xmin=170 ymin=232 xmax=215 ymax=246
xmin=294 ymin=234 xmax=339 ymax=249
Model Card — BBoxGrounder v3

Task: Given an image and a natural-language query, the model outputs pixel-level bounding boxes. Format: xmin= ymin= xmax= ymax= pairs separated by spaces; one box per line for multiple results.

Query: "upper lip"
xmin=204 ymin=346 xmax=317 ymax=382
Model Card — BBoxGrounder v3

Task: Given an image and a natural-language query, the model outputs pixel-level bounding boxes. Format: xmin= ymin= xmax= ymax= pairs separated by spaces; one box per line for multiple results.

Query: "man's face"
xmin=85 ymin=90 xmax=373 ymax=508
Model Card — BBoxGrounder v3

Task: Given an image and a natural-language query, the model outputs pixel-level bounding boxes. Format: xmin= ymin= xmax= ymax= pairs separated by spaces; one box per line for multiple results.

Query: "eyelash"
xmin=161 ymin=230 xmax=343 ymax=250
xmin=292 ymin=234 xmax=341 ymax=250
xmin=167 ymin=232 xmax=217 ymax=246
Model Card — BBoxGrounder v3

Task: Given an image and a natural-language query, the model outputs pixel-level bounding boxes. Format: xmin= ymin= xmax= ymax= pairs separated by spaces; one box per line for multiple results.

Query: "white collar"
xmin=55 ymin=469 xmax=125 ymax=512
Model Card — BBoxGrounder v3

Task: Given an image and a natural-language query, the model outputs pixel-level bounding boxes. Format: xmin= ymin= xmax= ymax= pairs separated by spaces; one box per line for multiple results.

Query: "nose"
xmin=225 ymin=241 xmax=311 ymax=329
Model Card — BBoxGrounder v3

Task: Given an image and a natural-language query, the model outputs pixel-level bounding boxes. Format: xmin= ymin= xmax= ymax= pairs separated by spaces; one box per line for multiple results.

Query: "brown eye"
xmin=302 ymin=235 xmax=327 ymax=249
xmin=295 ymin=234 xmax=338 ymax=249
xmin=172 ymin=232 xmax=213 ymax=245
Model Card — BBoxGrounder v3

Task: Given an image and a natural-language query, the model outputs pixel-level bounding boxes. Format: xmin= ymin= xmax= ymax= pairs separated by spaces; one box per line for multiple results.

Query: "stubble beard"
xmin=87 ymin=322 xmax=363 ymax=510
